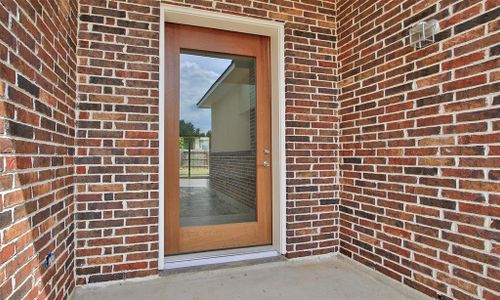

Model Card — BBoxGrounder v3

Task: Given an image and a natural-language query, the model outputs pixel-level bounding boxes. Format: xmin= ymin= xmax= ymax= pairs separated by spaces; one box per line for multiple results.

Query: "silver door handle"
xmin=264 ymin=148 xmax=270 ymax=155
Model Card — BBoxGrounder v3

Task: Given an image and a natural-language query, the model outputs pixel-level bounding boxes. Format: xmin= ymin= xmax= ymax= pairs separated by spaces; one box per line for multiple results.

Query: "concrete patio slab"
xmin=73 ymin=255 xmax=430 ymax=300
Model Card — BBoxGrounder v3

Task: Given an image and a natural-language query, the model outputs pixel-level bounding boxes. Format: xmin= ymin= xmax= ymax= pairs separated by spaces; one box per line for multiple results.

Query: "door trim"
xmin=159 ymin=5 xmax=286 ymax=269
xmin=165 ymin=24 xmax=271 ymax=254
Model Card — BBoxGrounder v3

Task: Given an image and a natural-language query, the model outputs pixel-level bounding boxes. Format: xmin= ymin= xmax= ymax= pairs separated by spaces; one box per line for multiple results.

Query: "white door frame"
xmin=158 ymin=4 xmax=286 ymax=269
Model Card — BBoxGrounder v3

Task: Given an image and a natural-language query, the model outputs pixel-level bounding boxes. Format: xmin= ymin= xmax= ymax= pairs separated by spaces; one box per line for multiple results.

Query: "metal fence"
xmin=180 ymin=149 xmax=209 ymax=178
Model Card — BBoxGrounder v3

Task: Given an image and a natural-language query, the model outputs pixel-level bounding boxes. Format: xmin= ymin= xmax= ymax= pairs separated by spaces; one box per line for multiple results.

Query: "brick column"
xmin=0 ymin=0 xmax=78 ymax=299
xmin=75 ymin=0 xmax=160 ymax=284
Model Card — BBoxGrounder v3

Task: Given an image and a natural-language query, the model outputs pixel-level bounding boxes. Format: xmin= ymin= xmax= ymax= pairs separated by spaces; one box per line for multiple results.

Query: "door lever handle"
xmin=260 ymin=161 xmax=270 ymax=167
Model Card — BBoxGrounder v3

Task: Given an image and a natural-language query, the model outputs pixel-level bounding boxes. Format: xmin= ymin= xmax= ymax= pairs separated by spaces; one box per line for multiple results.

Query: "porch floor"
xmin=73 ymin=256 xmax=429 ymax=300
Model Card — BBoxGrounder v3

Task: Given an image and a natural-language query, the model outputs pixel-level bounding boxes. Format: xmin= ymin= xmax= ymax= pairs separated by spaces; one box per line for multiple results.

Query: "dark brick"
xmin=0 ymin=211 xmax=12 ymax=229
xmin=320 ymin=199 xmax=340 ymax=205
xmin=78 ymin=103 xmax=102 ymax=111
xmin=454 ymin=7 xmax=500 ymax=34
xmin=344 ymin=157 xmax=362 ymax=164
xmin=406 ymin=65 xmax=440 ymax=81
xmin=92 ymin=7 xmax=127 ymax=18
xmin=8 ymin=121 xmax=34 ymax=139
xmin=92 ymin=25 xmax=126 ymax=35
xmin=355 ymin=210 xmax=376 ymax=220
xmin=17 ymin=74 xmax=39 ymax=97
xmin=89 ymin=273 xmax=125 ymax=283
xmin=117 ymin=20 xmax=149 ymax=30
xmin=80 ymin=15 xmax=104 ymax=23
xmin=385 ymin=83 xmax=413 ymax=96
xmin=416 ymin=93 xmax=453 ymax=107
xmin=89 ymin=77 xmax=124 ymax=86
xmin=457 ymin=108 xmax=500 ymax=122
xmin=420 ymin=197 xmax=456 ymax=210
xmin=491 ymin=44 xmax=500 ymax=56
xmin=405 ymin=167 xmax=438 ymax=176
xmin=35 ymin=100 xmax=52 ymax=117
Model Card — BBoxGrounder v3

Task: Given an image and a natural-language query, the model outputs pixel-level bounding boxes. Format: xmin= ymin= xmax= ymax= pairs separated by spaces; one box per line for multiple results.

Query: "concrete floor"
xmin=73 ymin=256 xmax=429 ymax=300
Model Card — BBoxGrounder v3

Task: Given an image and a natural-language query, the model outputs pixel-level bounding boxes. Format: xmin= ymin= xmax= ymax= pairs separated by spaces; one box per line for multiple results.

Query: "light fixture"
xmin=409 ymin=19 xmax=440 ymax=49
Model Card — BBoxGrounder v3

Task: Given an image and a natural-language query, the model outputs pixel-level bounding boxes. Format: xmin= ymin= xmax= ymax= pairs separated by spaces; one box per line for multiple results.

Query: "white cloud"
xmin=180 ymin=54 xmax=231 ymax=133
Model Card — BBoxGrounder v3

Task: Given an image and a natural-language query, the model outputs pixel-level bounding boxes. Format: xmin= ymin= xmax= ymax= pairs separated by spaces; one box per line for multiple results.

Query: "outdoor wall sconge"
xmin=409 ymin=19 xmax=440 ymax=49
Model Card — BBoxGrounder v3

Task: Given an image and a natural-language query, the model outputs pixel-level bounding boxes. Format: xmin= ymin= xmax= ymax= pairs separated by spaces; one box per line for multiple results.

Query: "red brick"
xmin=0 ymin=0 xmax=77 ymax=298
xmin=1 ymin=0 xmax=497 ymax=298
xmin=337 ymin=1 xmax=500 ymax=298
xmin=442 ymin=51 xmax=485 ymax=70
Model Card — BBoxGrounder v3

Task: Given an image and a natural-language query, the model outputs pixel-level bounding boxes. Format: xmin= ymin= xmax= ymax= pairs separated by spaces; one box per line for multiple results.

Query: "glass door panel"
xmin=179 ymin=51 xmax=257 ymax=227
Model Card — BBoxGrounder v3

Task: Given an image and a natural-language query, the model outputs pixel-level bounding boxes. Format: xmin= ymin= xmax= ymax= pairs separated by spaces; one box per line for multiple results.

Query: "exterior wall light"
xmin=409 ymin=20 xmax=440 ymax=49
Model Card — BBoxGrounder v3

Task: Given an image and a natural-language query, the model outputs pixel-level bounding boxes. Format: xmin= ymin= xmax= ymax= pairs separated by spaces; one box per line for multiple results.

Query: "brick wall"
xmin=210 ymin=105 xmax=256 ymax=209
xmin=61 ymin=0 xmax=340 ymax=288
xmin=0 ymin=0 xmax=77 ymax=299
xmin=3 ymin=0 xmax=499 ymax=297
xmin=75 ymin=0 xmax=161 ymax=285
xmin=210 ymin=151 xmax=256 ymax=208
xmin=75 ymin=0 xmax=338 ymax=284
xmin=337 ymin=0 xmax=499 ymax=298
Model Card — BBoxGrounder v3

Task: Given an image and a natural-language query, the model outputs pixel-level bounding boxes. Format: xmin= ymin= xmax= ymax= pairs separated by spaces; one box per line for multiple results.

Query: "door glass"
xmin=179 ymin=51 xmax=257 ymax=227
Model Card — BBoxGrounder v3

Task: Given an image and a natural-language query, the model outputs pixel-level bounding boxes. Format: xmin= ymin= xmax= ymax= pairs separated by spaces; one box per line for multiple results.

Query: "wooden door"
xmin=165 ymin=23 xmax=272 ymax=254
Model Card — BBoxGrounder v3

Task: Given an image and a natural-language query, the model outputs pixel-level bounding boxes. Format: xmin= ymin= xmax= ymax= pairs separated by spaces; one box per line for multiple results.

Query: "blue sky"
xmin=180 ymin=53 xmax=232 ymax=133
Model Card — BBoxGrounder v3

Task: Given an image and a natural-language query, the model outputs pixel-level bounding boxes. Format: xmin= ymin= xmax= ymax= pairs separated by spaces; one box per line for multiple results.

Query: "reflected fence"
xmin=180 ymin=137 xmax=210 ymax=178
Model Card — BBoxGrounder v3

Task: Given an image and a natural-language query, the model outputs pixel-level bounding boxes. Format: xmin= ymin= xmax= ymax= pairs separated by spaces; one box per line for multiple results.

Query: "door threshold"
xmin=162 ymin=246 xmax=282 ymax=272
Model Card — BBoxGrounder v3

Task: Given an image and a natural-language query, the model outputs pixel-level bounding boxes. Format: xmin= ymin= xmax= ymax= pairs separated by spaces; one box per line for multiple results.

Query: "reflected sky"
xmin=180 ymin=53 xmax=232 ymax=133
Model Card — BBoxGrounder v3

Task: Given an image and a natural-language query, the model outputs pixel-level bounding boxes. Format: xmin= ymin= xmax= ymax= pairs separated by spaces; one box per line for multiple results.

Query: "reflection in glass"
xmin=179 ymin=51 xmax=257 ymax=227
